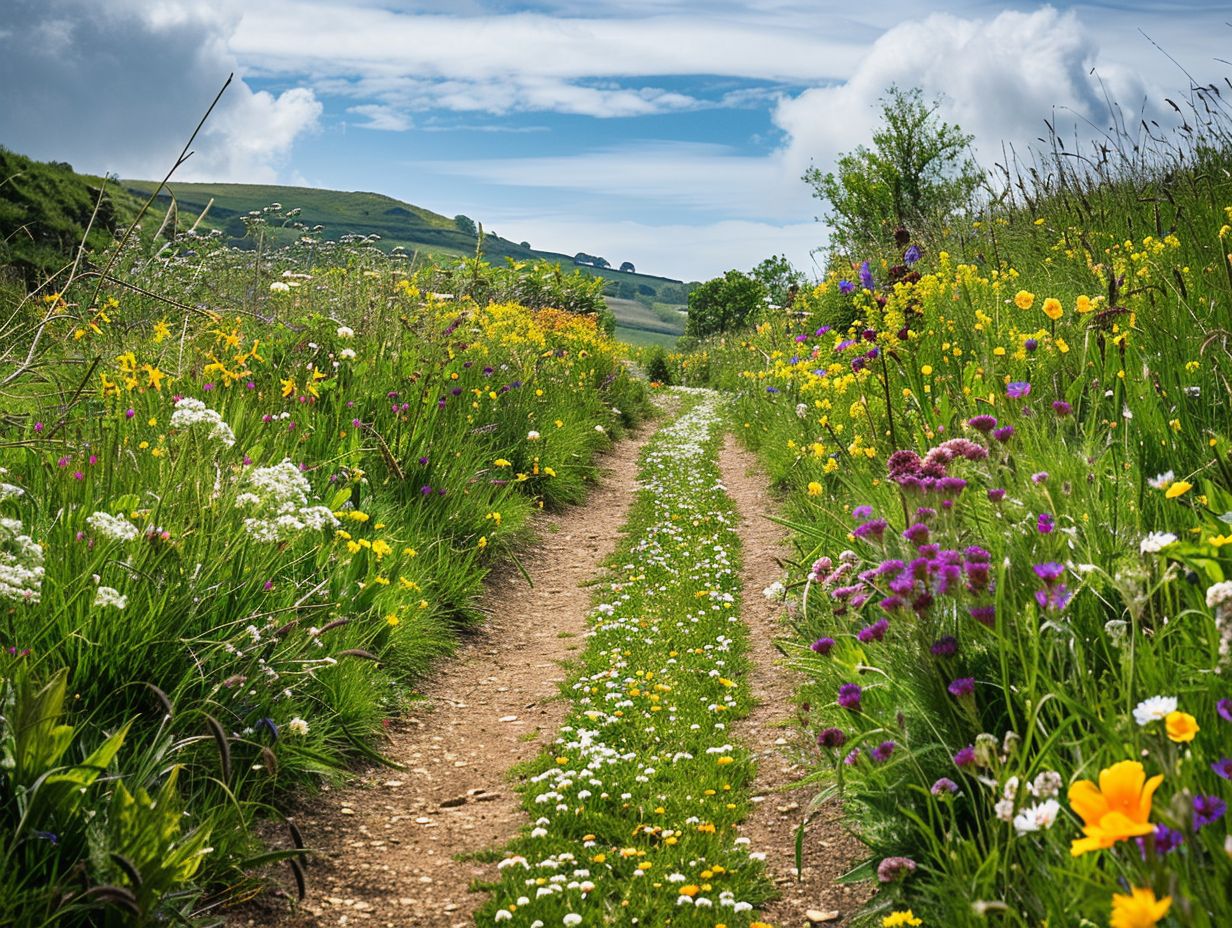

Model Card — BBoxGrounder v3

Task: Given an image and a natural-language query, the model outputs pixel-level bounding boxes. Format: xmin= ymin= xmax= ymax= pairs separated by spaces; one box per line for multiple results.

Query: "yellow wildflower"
xmin=1014 ymin=290 xmax=1035 ymax=309
xmin=1110 ymin=887 xmax=1171 ymax=928
xmin=1165 ymin=711 xmax=1198 ymax=743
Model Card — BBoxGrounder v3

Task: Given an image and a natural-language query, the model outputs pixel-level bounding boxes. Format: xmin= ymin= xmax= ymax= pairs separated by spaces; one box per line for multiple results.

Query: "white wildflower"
xmin=1133 ymin=695 xmax=1177 ymax=726
xmin=1148 ymin=471 xmax=1175 ymax=490
xmin=339 ymin=347 xmax=356 ymax=360
xmin=994 ymin=798 xmax=1016 ymax=822
xmin=796 ymin=402 xmax=809 ymax=419
xmin=1207 ymin=581 xmax=1232 ymax=610
xmin=237 ymin=460 xmax=339 ymax=542
xmin=762 ymin=581 xmax=785 ymax=601
xmin=170 ymin=398 xmax=235 ymax=448
xmin=269 ymin=281 xmax=291 ymax=293
xmin=563 ymin=915 xmax=582 ymax=926
xmin=1139 ymin=532 xmax=1177 ymax=555
xmin=527 ymin=430 xmax=541 ymax=441
xmin=93 ymin=586 xmax=128 ymax=610
xmin=1013 ymin=799 xmax=1061 ymax=834
xmin=86 ymin=511 xmax=140 ymax=543
xmin=0 ymin=483 xmax=24 ymax=501
xmin=0 ymin=515 xmax=44 ymax=603
xmin=336 ymin=325 xmax=354 ymax=339
xmin=1029 ymin=770 xmax=1062 ymax=799
xmin=287 ymin=717 xmax=309 ymax=736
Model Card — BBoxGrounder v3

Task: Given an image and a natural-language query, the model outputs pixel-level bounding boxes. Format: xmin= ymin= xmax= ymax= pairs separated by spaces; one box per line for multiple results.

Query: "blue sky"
xmin=2 ymin=1 xmax=1230 ymax=280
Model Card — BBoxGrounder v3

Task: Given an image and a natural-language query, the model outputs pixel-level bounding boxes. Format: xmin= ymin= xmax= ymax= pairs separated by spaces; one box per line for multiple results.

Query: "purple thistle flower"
xmin=993 ymin=426 xmax=1015 ymax=443
xmin=930 ymin=636 xmax=958 ymax=657
xmin=948 ymin=677 xmax=975 ymax=698
xmin=931 ymin=777 xmax=959 ymax=796
xmin=810 ymin=637 xmax=835 ymax=655
xmin=857 ymin=619 xmax=890 ymax=643
xmin=1211 ymin=758 xmax=1232 ymax=780
xmin=968 ymin=414 xmax=998 ymax=433
xmin=876 ymin=855 xmax=916 ymax=882
xmin=1006 ymin=381 xmax=1031 ymax=399
xmin=817 ymin=727 xmax=846 ymax=748
xmin=902 ymin=523 xmax=930 ymax=545
xmin=953 ymin=745 xmax=976 ymax=767
xmin=1024 ymin=338 xmax=1038 ymax=352
xmin=838 ymin=280 xmax=854 ymax=295
xmin=1052 ymin=400 xmax=1072 ymax=416
xmin=852 ymin=504 xmax=874 ymax=519
xmin=1137 ymin=823 xmax=1184 ymax=859
xmin=987 ymin=487 xmax=1006 ymax=502
xmin=1193 ymin=795 xmax=1226 ymax=830
xmin=969 ymin=604 xmax=996 ymax=627
xmin=870 ymin=740 xmax=896 ymax=763
xmin=837 ymin=683 xmax=863 ymax=711
xmin=854 ymin=518 xmax=888 ymax=540
xmin=1031 ymin=471 xmax=1049 ymax=484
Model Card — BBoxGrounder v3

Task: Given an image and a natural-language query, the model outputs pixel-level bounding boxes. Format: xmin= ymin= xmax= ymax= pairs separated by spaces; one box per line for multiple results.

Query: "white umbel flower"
xmin=93 ymin=586 xmax=128 ymax=610
xmin=170 ymin=398 xmax=235 ymax=447
xmin=87 ymin=511 xmax=140 ymax=543
xmin=0 ymin=515 xmax=44 ymax=603
xmin=238 ymin=460 xmax=339 ymax=542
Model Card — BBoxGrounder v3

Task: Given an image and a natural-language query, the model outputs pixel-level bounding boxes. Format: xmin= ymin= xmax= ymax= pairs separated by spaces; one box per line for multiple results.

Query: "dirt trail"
xmin=719 ymin=436 xmax=869 ymax=927
xmin=243 ymin=423 xmax=655 ymax=928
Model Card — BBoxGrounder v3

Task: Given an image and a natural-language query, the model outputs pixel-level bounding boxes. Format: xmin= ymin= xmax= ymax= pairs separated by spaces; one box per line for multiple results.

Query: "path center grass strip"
xmin=479 ymin=387 xmax=776 ymax=927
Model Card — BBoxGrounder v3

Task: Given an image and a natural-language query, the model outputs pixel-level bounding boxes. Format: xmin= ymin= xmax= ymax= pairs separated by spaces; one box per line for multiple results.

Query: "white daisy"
xmin=1132 ymin=695 xmax=1177 ymax=726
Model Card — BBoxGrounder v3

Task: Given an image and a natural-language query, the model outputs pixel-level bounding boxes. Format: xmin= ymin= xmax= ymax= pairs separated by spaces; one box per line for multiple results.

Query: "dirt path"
xmin=718 ymin=436 xmax=869 ymax=927
xmin=243 ymin=422 xmax=655 ymax=928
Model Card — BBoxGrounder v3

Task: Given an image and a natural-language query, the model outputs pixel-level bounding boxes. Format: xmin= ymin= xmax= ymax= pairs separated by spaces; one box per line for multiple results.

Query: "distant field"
xmin=604 ymin=297 xmax=685 ymax=337
xmin=614 ymin=326 xmax=679 ymax=348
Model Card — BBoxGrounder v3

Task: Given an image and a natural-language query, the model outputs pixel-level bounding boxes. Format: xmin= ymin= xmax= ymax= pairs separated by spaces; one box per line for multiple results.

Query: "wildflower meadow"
xmin=663 ymin=99 xmax=1232 ymax=925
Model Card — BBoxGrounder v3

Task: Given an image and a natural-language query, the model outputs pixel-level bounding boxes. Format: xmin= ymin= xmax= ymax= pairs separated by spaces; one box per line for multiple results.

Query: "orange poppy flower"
xmin=1068 ymin=760 xmax=1162 ymax=856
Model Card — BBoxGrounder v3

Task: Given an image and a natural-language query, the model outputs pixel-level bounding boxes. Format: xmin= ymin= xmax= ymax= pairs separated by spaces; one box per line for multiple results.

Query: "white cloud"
xmin=0 ymin=0 xmax=321 ymax=181
xmin=774 ymin=8 xmax=1157 ymax=183
xmin=348 ymin=104 xmax=414 ymax=132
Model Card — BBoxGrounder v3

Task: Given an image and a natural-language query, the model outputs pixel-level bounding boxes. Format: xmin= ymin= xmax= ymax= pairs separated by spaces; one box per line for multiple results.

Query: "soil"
xmin=237 ymin=421 xmax=655 ymax=928
xmin=718 ymin=436 xmax=869 ymax=927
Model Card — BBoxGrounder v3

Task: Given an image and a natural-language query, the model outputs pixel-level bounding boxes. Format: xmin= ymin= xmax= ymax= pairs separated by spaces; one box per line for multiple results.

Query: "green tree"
xmin=454 ymin=214 xmax=477 ymax=235
xmin=750 ymin=254 xmax=806 ymax=307
xmin=684 ymin=270 xmax=767 ymax=338
xmin=803 ymin=85 xmax=982 ymax=255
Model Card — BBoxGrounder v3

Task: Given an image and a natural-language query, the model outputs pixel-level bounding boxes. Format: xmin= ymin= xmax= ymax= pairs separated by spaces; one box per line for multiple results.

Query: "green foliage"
xmin=453 ymin=214 xmax=477 ymax=236
xmin=684 ymin=269 xmax=767 ymax=338
xmin=804 ymin=85 xmax=982 ymax=257
xmin=642 ymin=344 xmax=672 ymax=384
xmin=750 ymin=253 xmax=807 ymax=307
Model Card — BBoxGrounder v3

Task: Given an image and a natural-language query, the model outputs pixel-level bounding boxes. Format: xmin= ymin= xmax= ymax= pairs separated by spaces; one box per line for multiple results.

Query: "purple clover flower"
xmin=947 ymin=677 xmax=975 ymax=698
xmin=837 ymin=683 xmax=863 ymax=711
xmin=931 ymin=777 xmax=959 ymax=796
xmin=876 ymin=855 xmax=916 ymax=882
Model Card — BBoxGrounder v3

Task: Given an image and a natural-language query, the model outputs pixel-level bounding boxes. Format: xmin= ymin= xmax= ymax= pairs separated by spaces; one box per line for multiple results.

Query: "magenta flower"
xmin=968 ymin=414 xmax=998 ymax=433
xmin=931 ymin=777 xmax=959 ymax=795
xmin=817 ymin=727 xmax=846 ymax=748
xmin=1006 ymin=381 xmax=1031 ymax=399
xmin=837 ymin=683 xmax=863 ymax=711
xmin=1037 ymin=512 xmax=1055 ymax=534
xmin=987 ymin=487 xmax=1006 ymax=502
xmin=993 ymin=426 xmax=1015 ymax=443
xmin=870 ymin=740 xmax=896 ymax=762
xmin=948 ymin=677 xmax=975 ymax=698
xmin=876 ymin=856 xmax=916 ymax=882
xmin=1052 ymin=400 xmax=1072 ymax=416
xmin=930 ymin=636 xmax=958 ymax=657
xmin=953 ymin=745 xmax=976 ymax=767
xmin=857 ymin=619 xmax=889 ymax=643
xmin=810 ymin=637 xmax=835 ymax=655
xmin=1211 ymin=758 xmax=1232 ymax=780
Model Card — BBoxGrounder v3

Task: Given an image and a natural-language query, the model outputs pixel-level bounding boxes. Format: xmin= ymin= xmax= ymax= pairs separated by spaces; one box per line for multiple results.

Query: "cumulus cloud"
xmin=774 ymin=8 xmax=1158 ymax=183
xmin=0 ymin=0 xmax=321 ymax=181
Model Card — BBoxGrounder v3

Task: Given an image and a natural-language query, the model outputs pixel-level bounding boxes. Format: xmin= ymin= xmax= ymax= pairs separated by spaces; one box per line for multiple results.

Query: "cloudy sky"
xmin=1 ymin=1 xmax=1228 ymax=280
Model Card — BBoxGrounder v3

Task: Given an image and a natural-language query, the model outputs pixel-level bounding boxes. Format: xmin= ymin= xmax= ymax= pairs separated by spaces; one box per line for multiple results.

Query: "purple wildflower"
xmin=817 ymin=727 xmax=846 ymax=748
xmin=1052 ymin=400 xmax=1072 ymax=416
xmin=33 ymin=421 xmax=44 ymax=432
xmin=1024 ymin=338 xmax=1038 ymax=352
xmin=876 ymin=856 xmax=916 ymax=882
xmin=987 ymin=487 xmax=1006 ymax=502
xmin=859 ymin=261 xmax=875 ymax=290
xmin=1006 ymin=381 xmax=1031 ymax=399
xmin=852 ymin=504 xmax=874 ymax=519
xmin=1211 ymin=758 xmax=1232 ymax=780
xmin=903 ymin=245 xmax=921 ymax=265
xmin=1193 ymin=795 xmax=1226 ymax=830
xmin=870 ymin=740 xmax=896 ymax=763
xmin=902 ymin=523 xmax=930 ymax=545
xmin=968 ymin=414 xmax=998 ymax=433
xmin=969 ymin=604 xmax=997 ymax=627
xmin=948 ymin=677 xmax=975 ymax=698
xmin=1137 ymin=824 xmax=1184 ymax=859
xmin=837 ymin=683 xmax=863 ymax=711
xmin=858 ymin=619 xmax=890 ymax=643
xmin=1033 ymin=562 xmax=1065 ymax=582
xmin=993 ymin=426 xmax=1015 ymax=443
xmin=854 ymin=518 xmax=888 ymax=540
xmin=1219 ymin=698 xmax=1232 ymax=722
xmin=810 ymin=637 xmax=835 ymax=655
xmin=1037 ymin=512 xmax=1055 ymax=534
xmin=953 ymin=745 xmax=976 ymax=767
xmin=931 ymin=777 xmax=959 ymax=796
xmin=838 ymin=280 xmax=854 ymax=295
xmin=1031 ymin=471 xmax=1049 ymax=484
xmin=843 ymin=748 xmax=862 ymax=766
xmin=930 ymin=636 xmax=958 ymax=657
